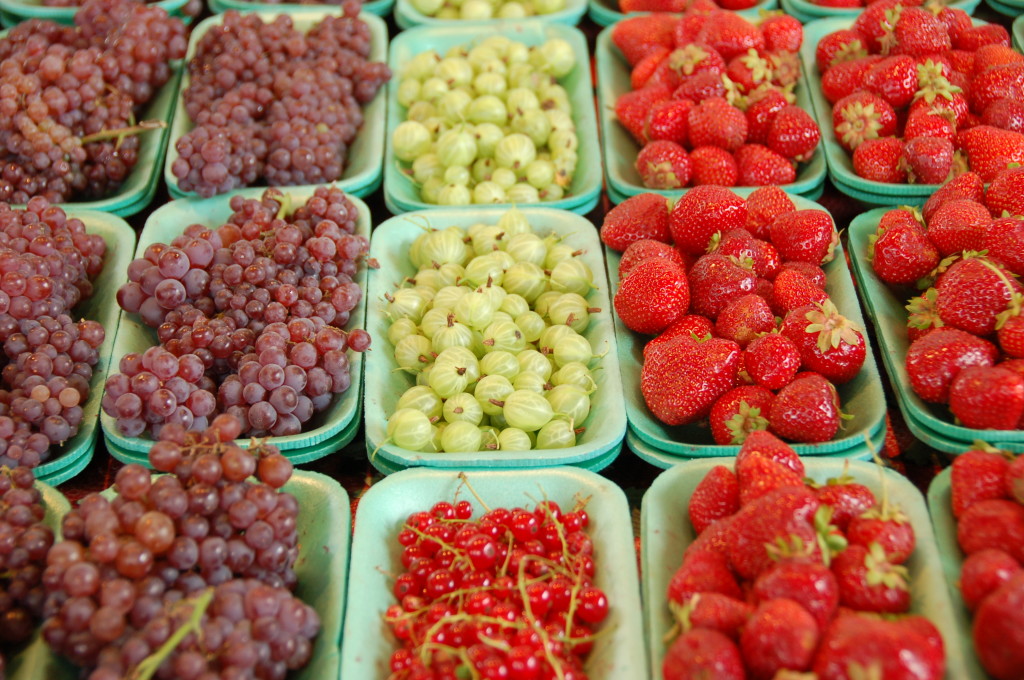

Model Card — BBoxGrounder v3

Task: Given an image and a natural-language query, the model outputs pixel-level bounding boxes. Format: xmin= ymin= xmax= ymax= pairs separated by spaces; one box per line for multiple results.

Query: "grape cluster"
xmin=0 ymin=198 xmax=107 ymax=468
xmin=42 ymin=0 xmax=203 ymax=21
xmin=171 ymin=3 xmax=391 ymax=198
xmin=42 ymin=414 xmax=320 ymax=679
xmin=104 ymin=186 xmax=371 ymax=441
xmin=0 ymin=0 xmax=187 ymax=204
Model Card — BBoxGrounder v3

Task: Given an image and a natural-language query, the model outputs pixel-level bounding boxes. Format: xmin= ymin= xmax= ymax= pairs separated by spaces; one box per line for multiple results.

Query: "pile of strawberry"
xmin=617 ymin=0 xmax=759 ymax=14
xmin=818 ymin=0 xmax=1024 ymax=184
xmin=611 ymin=7 xmax=821 ymax=189
xmin=604 ymin=187 xmax=867 ymax=444
xmin=948 ymin=444 xmax=1024 ymax=680
xmin=663 ymin=433 xmax=945 ymax=679
xmin=868 ymin=166 xmax=1024 ymax=430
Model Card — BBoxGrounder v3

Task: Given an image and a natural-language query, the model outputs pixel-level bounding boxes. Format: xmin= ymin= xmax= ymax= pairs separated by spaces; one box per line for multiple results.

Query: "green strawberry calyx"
xmin=766 ymin=534 xmax=816 ymax=563
xmin=829 ymin=39 xmax=867 ymax=69
xmin=669 ymin=45 xmax=710 ymax=76
xmin=847 ymin=660 xmax=885 ymax=680
xmin=906 ymin=288 xmax=944 ymax=332
xmin=739 ymin=48 xmax=774 ymax=84
xmin=814 ymin=505 xmax=848 ymax=566
xmin=916 ymin=253 xmax=960 ymax=290
xmin=913 ymin=62 xmax=962 ymax=104
xmin=707 ymin=231 xmax=723 ymax=253
xmin=667 ymin=595 xmax=699 ymax=639
xmin=804 ymin=300 xmax=861 ymax=353
xmin=995 ymin=292 xmax=1022 ymax=331
xmin=726 ymin=401 xmax=770 ymax=444
xmin=864 ymin=542 xmax=909 ymax=591
xmin=836 ymin=100 xmax=883 ymax=151
xmin=878 ymin=7 xmax=903 ymax=55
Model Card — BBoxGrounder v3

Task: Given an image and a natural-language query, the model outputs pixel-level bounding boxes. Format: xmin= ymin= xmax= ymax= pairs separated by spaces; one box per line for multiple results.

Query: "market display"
xmin=392 ymin=35 xmax=580 ymax=205
xmin=610 ymin=10 xmax=820 ymax=189
xmin=613 ymin=0 xmax=762 ymax=11
xmin=0 ymin=0 xmax=186 ymax=204
xmin=103 ymin=187 xmax=371 ymax=440
xmin=170 ymin=5 xmax=391 ymax=198
xmin=403 ymin=0 xmax=568 ymax=20
xmin=817 ymin=0 xmax=1024 ymax=183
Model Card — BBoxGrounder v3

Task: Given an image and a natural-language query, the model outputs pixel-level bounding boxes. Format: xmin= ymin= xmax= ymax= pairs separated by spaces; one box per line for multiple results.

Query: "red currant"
xmin=575 ymin=586 xmax=608 ymax=624
xmin=455 ymin=500 xmax=474 ymax=519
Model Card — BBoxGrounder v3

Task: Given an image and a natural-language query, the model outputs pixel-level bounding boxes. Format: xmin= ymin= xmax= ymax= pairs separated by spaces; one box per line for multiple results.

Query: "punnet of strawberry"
xmin=610 ymin=7 xmax=822 ymax=190
xmin=817 ymin=0 xmax=1024 ymax=185
xmin=602 ymin=187 xmax=872 ymax=445
xmin=660 ymin=440 xmax=951 ymax=680
xmin=867 ymin=165 xmax=1024 ymax=431
xmin=614 ymin=0 xmax=762 ymax=15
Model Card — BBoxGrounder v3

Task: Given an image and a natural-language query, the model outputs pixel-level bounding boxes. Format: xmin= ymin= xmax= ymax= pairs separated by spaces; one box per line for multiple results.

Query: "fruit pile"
xmin=41 ymin=414 xmax=323 ymax=679
xmin=384 ymin=208 xmax=602 ymax=453
xmin=818 ymin=0 xmax=1024 ymax=184
xmin=948 ymin=444 xmax=1024 ymax=680
xmin=0 ymin=0 xmax=187 ymax=204
xmin=392 ymin=36 xmax=580 ymax=205
xmin=0 ymin=199 xmax=107 ymax=468
xmin=604 ymin=188 xmax=866 ymax=444
xmin=611 ymin=9 xmax=820 ymax=189
xmin=171 ymin=4 xmax=391 ymax=198
xmin=104 ymin=187 xmax=371 ymax=441
xmin=615 ymin=0 xmax=761 ymax=12
xmin=42 ymin=0 xmax=202 ymax=18
xmin=406 ymin=0 xmax=568 ymax=21
xmin=867 ymin=166 xmax=1024 ymax=430
xmin=664 ymin=437 xmax=946 ymax=679
xmin=383 ymin=494 xmax=606 ymax=679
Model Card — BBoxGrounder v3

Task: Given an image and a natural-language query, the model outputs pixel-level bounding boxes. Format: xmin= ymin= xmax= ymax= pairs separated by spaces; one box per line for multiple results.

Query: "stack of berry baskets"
xmin=207 ymin=0 xmax=395 ymax=17
xmin=162 ymin=8 xmax=391 ymax=202
xmin=99 ymin=187 xmax=372 ymax=466
xmin=0 ymin=0 xmax=194 ymax=27
xmin=780 ymin=0 xmax=980 ymax=30
xmin=587 ymin=1 xmax=775 ymax=29
xmin=383 ymin=24 xmax=602 ymax=216
xmin=605 ymin=192 xmax=887 ymax=469
xmin=363 ymin=207 xmax=628 ymax=474
xmin=340 ymin=467 xmax=647 ymax=679
xmin=846 ymin=209 xmax=1024 ymax=455
xmin=393 ymin=0 xmax=587 ymax=32
xmin=643 ymin=457 xmax=969 ymax=679
xmin=595 ymin=15 xmax=828 ymax=205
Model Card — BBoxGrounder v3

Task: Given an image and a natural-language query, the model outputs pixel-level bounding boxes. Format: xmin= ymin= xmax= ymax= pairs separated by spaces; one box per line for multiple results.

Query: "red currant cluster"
xmin=385 ymin=498 xmax=608 ymax=680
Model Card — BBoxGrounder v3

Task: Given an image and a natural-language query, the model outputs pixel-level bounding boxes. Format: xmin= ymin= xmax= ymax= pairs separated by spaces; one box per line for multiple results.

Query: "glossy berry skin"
xmin=769 ymin=373 xmax=842 ymax=443
xmin=689 ymin=465 xmax=740 ymax=534
xmin=641 ymin=335 xmax=742 ymax=426
xmin=974 ymin=574 xmax=1024 ymax=680
xmin=736 ymin=453 xmax=803 ymax=506
xmin=689 ymin=253 xmax=758 ymax=320
xmin=905 ymin=327 xmax=998 ymax=404
xmin=832 ymin=544 xmax=911 ymax=614
xmin=744 ymin=333 xmax=802 ymax=391
xmin=667 ymin=549 xmax=743 ymax=604
xmin=957 ymin=499 xmax=1024 ymax=562
xmin=870 ymin=216 xmax=941 ymax=286
xmin=614 ymin=258 xmax=690 ymax=335
xmin=951 ymin=449 xmax=1011 ymax=518
xmin=753 ymin=561 xmax=839 ymax=632
xmin=670 ymin=185 xmax=748 ymax=255
xmin=949 ymin=366 xmax=1024 ymax=430
xmin=852 ymin=137 xmax=906 ymax=183
xmin=636 ymin=140 xmax=692 ymax=189
xmin=663 ymin=628 xmax=746 ymax=680
xmin=740 ymin=598 xmax=820 ymax=679
xmin=618 ymin=239 xmax=689 ymax=280
xmin=960 ymin=549 xmax=1021 ymax=611
xmin=599 ymin=193 xmax=672 ymax=252
xmin=768 ymin=209 xmax=838 ymax=265
xmin=768 ymin=105 xmax=821 ymax=160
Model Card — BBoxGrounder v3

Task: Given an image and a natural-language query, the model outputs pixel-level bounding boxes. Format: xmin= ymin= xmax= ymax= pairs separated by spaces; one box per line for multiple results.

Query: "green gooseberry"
xmin=443 ymin=392 xmax=483 ymax=425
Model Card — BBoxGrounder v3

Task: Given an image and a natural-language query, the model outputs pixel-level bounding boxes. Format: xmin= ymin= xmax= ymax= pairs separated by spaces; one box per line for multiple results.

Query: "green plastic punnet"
xmin=1015 ymin=15 xmax=1024 ymax=50
xmin=985 ymin=0 xmax=1024 ymax=16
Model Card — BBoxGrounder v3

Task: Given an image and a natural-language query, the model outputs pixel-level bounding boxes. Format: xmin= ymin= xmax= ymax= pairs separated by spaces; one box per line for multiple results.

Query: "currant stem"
xmin=457 ymin=471 xmax=492 ymax=513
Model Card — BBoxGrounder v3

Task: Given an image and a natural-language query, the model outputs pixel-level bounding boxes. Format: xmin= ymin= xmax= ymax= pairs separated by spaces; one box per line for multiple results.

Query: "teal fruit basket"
xmin=1015 ymin=14 xmax=1024 ymax=51
xmin=31 ymin=211 xmax=135 ymax=485
xmin=606 ymin=193 xmax=887 ymax=460
xmin=985 ymin=0 xmax=1024 ymax=17
xmin=847 ymin=209 xmax=1024 ymax=454
xmin=340 ymin=467 xmax=647 ymax=679
xmin=208 ymin=0 xmax=395 ymax=16
xmin=364 ymin=207 xmax=627 ymax=472
xmin=394 ymin=0 xmax=586 ymax=29
xmin=780 ymin=0 xmax=979 ymax=25
xmin=163 ymin=9 xmax=388 ymax=201
xmin=927 ymin=468 xmax=990 ymax=680
xmin=586 ymin=1 xmax=776 ymax=28
xmin=99 ymin=187 xmax=370 ymax=462
xmin=383 ymin=23 xmax=602 ymax=216
xmin=642 ymin=458 xmax=970 ymax=680
xmin=595 ymin=22 xmax=826 ymax=204
xmin=0 ymin=0 xmax=192 ymax=26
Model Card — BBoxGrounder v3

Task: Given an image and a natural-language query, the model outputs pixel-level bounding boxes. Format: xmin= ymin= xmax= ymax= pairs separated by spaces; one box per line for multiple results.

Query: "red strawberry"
xmin=672 ymin=70 xmax=727 ymax=101
xmin=710 ymin=385 xmax=773 ymax=445
xmin=847 ymin=500 xmax=916 ymax=565
xmin=821 ymin=57 xmax=882 ymax=105
xmin=958 ymin=499 xmax=1024 ymax=562
xmin=618 ymin=238 xmax=689 ymax=279
xmin=769 ymin=209 xmax=839 ymax=266
xmin=712 ymin=229 xmax=780 ymax=279
xmin=951 ymin=446 xmax=1012 ymax=517
xmin=689 ymin=146 xmax=738 ymax=186
xmin=983 ymin=217 xmax=1024 ymax=276
xmin=960 ymin=548 xmax=1021 ymax=611
xmin=670 ymin=185 xmax=747 ymax=255
xmin=986 ymin=167 xmax=1024 ymax=218
xmin=769 ymin=372 xmax=843 ymax=443
xmin=688 ymin=97 xmax=747 ymax=152
xmin=735 ymin=144 xmax=797 ymax=186
xmin=905 ymin=327 xmax=998 ymax=403
xmin=667 ymin=43 xmax=727 ymax=78
xmin=643 ymin=98 xmax=693 ymax=145
xmin=864 ymin=55 xmax=919 ymax=109
xmin=745 ymin=186 xmax=795 ymax=240
xmin=903 ymin=109 xmax=956 ymax=144
xmin=852 ymin=136 xmax=907 ymax=183
xmin=814 ymin=613 xmax=946 ymax=680
xmin=744 ymin=333 xmax=802 ymax=391
xmin=935 ymin=255 xmax=1022 ymax=335
xmin=905 ymin=289 xmax=945 ymax=341
xmin=667 ymin=548 xmax=743 ymax=604
xmin=630 ymin=46 xmax=671 ymax=90
xmin=982 ymin=98 xmax=1024 ymax=134
xmin=832 ymin=543 xmax=911 ymax=613
xmin=612 ymin=14 xmax=678 ymax=66
xmin=760 ymin=13 xmax=802 ymax=52
xmin=922 ymin=171 xmax=984 ymax=221
xmin=815 ymin=474 xmax=876 ymax=532
xmin=949 ymin=365 xmax=1024 ymax=429
xmin=815 ymin=29 xmax=869 ymax=73
xmin=973 ymin=573 xmax=1024 ymax=680
xmin=715 ymin=294 xmax=775 ymax=348
xmin=752 ymin=561 xmax=839 ymax=632
xmin=696 ymin=11 xmax=766 ymax=62
xmin=767 ymin=105 xmax=820 ymax=161
xmin=778 ymin=261 xmax=827 ymax=288
xmin=998 ymin=298 xmax=1024 ymax=357
xmin=640 ymin=335 xmax=741 ymax=425
xmin=689 ymin=465 xmax=740 ymax=534
xmin=689 ymin=253 xmax=758 ymax=319
xmin=600 ymin=193 xmax=672 ymax=252
xmin=675 ymin=12 xmax=709 ymax=46
xmin=726 ymin=49 xmax=774 ymax=93
xmin=686 ymin=514 xmax=735 ymax=560
xmin=636 ymin=140 xmax=692 ymax=189
xmin=955 ymin=23 xmax=1011 ymax=53
xmin=737 ymin=453 xmax=804 ymax=506
xmin=663 ymin=629 xmax=745 ymax=680
xmin=736 ymin=429 xmax=804 ymax=477
xmin=740 ymin=598 xmax=819 ymax=679
xmin=615 ymin=85 xmax=672 ymax=144
xmin=970 ymin=63 xmax=1024 ymax=117
xmin=902 ymin=136 xmax=954 ymax=184
xmin=926 ymin=198 xmax=992 ymax=256
xmin=1008 ymin=454 xmax=1024 ymax=504
xmin=620 ymin=0 xmax=686 ymax=11
xmin=615 ymin=258 xmax=690 ymax=335
xmin=831 ymin=91 xmax=898 ymax=151
xmin=869 ymin=212 xmax=941 ymax=286
xmin=644 ymin=314 xmax=715 ymax=360
xmin=671 ymin=592 xmax=754 ymax=640
xmin=936 ymin=7 xmax=972 ymax=45
xmin=771 ymin=268 xmax=828 ymax=317
xmin=909 ymin=77 xmax=970 ymax=127
xmin=851 ymin=0 xmax=905 ymax=52
xmin=959 ymin=125 xmax=1024 ymax=182
xmin=745 ymin=89 xmax=789 ymax=145
xmin=973 ymin=44 xmax=1024 ymax=75
xmin=893 ymin=7 xmax=951 ymax=57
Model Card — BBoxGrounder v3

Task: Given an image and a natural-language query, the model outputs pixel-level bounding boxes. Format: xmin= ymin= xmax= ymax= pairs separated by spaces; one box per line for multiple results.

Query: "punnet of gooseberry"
xmin=545 ymin=383 xmax=592 ymax=426
xmin=550 ymin=258 xmax=595 ymax=296
xmin=393 ymin=334 xmax=432 ymax=373
xmin=467 ymin=95 xmax=509 ymax=127
xmin=475 ymin=374 xmax=515 ymax=416
xmin=506 ymin=88 xmax=541 ymax=114
xmin=387 ymin=408 xmax=433 ymax=451
xmin=393 ymin=121 xmax=433 ymax=163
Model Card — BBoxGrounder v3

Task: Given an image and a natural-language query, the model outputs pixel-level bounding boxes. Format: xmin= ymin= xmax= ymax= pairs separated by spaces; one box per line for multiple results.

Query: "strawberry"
xmin=618 ymin=238 xmax=689 ymax=279
xmin=998 ymin=298 xmax=1024 ymax=357
xmin=686 ymin=514 xmax=736 ymax=560
xmin=815 ymin=29 xmax=869 ymax=73
xmin=847 ymin=494 xmax=916 ymax=565
xmin=736 ymin=429 xmax=805 ymax=477
xmin=672 ymin=70 xmax=727 ymax=101
xmin=922 ymin=170 xmax=984 ymax=221
xmin=635 ymin=140 xmax=692 ymax=189
xmin=1007 ymin=454 xmax=1024 ymax=504
xmin=905 ymin=327 xmax=998 ymax=403
xmin=955 ymin=24 xmax=1011 ymax=53
xmin=726 ymin=48 xmax=774 ymax=93
xmin=644 ymin=314 xmax=715 ymax=360
xmin=815 ymin=473 xmax=876 ymax=532
xmin=668 ymin=43 xmax=727 ymax=78
xmin=767 ymin=105 xmax=820 ymax=161
xmin=745 ymin=89 xmax=789 ymax=145
xmin=620 ymin=0 xmax=686 ymax=12
xmin=949 ymin=365 xmax=1024 ymax=430
xmin=935 ymin=255 xmax=1022 ymax=335
xmin=675 ymin=11 xmax=709 ymax=46
xmin=970 ymin=63 xmax=1024 ymax=117
xmin=612 ymin=14 xmax=678 ymax=66
xmin=832 ymin=543 xmax=911 ymax=613
xmin=671 ymin=592 xmax=754 ymax=640
xmin=780 ymin=302 xmax=866 ymax=385
xmin=663 ymin=629 xmax=745 ymax=680
xmin=735 ymin=144 xmax=796 ymax=186
xmin=769 ymin=209 xmax=838 ymax=266
xmin=712 ymin=229 xmax=780 ymax=279
xmin=667 ymin=548 xmax=744 ymax=604
xmin=926 ymin=198 xmax=992 ymax=255
xmin=737 ymin=453 xmax=804 ymax=506
xmin=951 ymin=444 xmax=1012 ymax=519
xmin=689 ymin=252 xmax=758 ymax=319
xmin=710 ymin=385 xmax=773 ymax=445
xmin=958 ymin=125 xmax=1024 ymax=182
xmin=973 ymin=573 xmax=1024 ymax=680
xmin=771 ymin=269 xmax=828 ymax=317
xmin=905 ymin=288 xmax=945 ymax=341
xmin=986 ymin=167 xmax=1024 ymax=218
xmin=864 ymin=55 xmax=919 ymax=109
xmin=759 ymin=13 xmax=802 ymax=53
xmin=615 ymin=85 xmax=672 ymax=145
xmin=960 ymin=548 xmax=1020 ymax=611
xmin=893 ymin=7 xmax=951 ymax=57
xmin=831 ymin=91 xmax=898 ymax=151
xmin=778 ymin=261 xmax=827 ymax=288
xmin=689 ymin=464 xmax=740 ymax=534
xmin=670 ymin=185 xmax=748 ymax=255
xmin=752 ymin=561 xmax=839 ymax=632
xmin=903 ymin=109 xmax=956 ymax=144
xmin=614 ymin=258 xmax=690 ymax=335
xmin=630 ymin=46 xmax=671 ymax=90
xmin=982 ymin=98 xmax=1024 ymax=134
xmin=600 ymin=193 xmax=672 ymax=252
xmin=688 ymin=97 xmax=747 ymax=153
xmin=745 ymin=186 xmax=795 ymax=240
xmin=715 ymin=295 xmax=775 ymax=348
xmin=640 ymin=334 xmax=741 ymax=425
xmin=813 ymin=613 xmax=946 ymax=680
xmin=769 ymin=372 xmax=844 ymax=443
xmin=740 ymin=598 xmax=819 ymax=679
xmin=959 ymin=499 xmax=1024 ymax=563
xmin=689 ymin=146 xmax=738 ymax=186
xmin=936 ymin=7 xmax=972 ymax=46
xmin=744 ymin=333 xmax=802 ymax=391
xmin=909 ymin=73 xmax=970 ymax=127
xmin=821 ymin=57 xmax=881 ymax=104
xmin=850 ymin=0 xmax=905 ymax=52
xmin=643 ymin=98 xmax=693 ymax=145
xmin=869 ymin=211 xmax=941 ymax=286
xmin=902 ymin=136 xmax=954 ymax=184
xmin=852 ymin=136 xmax=906 ymax=183
xmin=696 ymin=11 xmax=766 ymax=62
xmin=945 ymin=48 xmax=975 ymax=75
xmin=983 ymin=217 xmax=1024 ymax=276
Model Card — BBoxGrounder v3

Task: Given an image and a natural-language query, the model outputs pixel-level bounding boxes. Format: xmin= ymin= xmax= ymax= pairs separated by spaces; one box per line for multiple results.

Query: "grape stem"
xmin=79 ymin=119 xmax=167 ymax=146
xmin=128 ymin=587 xmax=214 ymax=680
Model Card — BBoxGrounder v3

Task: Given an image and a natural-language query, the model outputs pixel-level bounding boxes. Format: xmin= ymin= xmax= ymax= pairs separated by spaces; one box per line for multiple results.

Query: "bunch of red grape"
xmin=42 ymin=413 xmax=321 ymax=679
xmin=42 ymin=0 xmax=202 ymax=20
xmin=0 ymin=0 xmax=187 ymax=204
xmin=104 ymin=186 xmax=371 ymax=441
xmin=170 ymin=2 xmax=391 ymax=198
xmin=0 ymin=198 xmax=107 ymax=468
xmin=384 ymin=497 xmax=608 ymax=680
